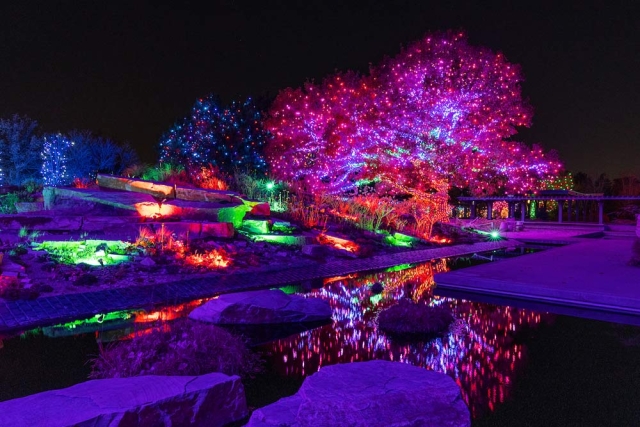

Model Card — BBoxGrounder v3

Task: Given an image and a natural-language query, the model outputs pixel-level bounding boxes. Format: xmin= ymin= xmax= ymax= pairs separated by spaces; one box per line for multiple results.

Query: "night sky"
xmin=2 ymin=1 xmax=638 ymax=177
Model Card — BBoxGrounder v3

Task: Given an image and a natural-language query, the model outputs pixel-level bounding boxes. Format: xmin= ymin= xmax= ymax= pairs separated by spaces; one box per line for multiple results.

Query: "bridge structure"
xmin=456 ymin=192 xmax=640 ymax=225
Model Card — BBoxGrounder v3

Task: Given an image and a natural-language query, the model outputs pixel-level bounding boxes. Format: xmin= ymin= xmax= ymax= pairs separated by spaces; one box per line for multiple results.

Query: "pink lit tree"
xmin=265 ymin=32 xmax=562 ymax=196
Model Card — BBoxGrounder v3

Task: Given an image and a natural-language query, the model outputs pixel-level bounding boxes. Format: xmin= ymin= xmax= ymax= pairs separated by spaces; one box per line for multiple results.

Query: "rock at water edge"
xmin=247 ymin=360 xmax=470 ymax=427
xmin=189 ymin=289 xmax=332 ymax=324
xmin=0 ymin=372 xmax=248 ymax=427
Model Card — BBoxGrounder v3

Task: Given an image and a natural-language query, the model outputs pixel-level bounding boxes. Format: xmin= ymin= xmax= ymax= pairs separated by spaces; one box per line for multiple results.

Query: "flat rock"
xmin=97 ymin=174 xmax=176 ymax=198
xmin=302 ymin=244 xmax=330 ymax=257
xmin=175 ymin=186 xmax=240 ymax=203
xmin=80 ymin=216 xmax=140 ymax=231
xmin=201 ymin=222 xmax=235 ymax=238
xmin=0 ymin=372 xmax=248 ymax=427
xmin=247 ymin=360 xmax=470 ymax=427
xmin=189 ymin=289 xmax=332 ymax=324
xmin=242 ymin=219 xmax=272 ymax=234
xmin=15 ymin=202 xmax=45 ymax=213
xmin=249 ymin=202 xmax=271 ymax=216
xmin=0 ymin=215 xmax=83 ymax=231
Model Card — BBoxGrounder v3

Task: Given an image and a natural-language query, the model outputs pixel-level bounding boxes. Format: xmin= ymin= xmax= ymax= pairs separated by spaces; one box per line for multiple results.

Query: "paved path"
xmin=0 ymin=241 xmax=512 ymax=334
xmin=435 ymin=237 xmax=640 ymax=317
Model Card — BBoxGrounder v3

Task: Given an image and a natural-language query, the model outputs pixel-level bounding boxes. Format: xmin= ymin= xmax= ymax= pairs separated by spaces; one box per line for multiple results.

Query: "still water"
xmin=1 ymin=249 xmax=639 ymax=426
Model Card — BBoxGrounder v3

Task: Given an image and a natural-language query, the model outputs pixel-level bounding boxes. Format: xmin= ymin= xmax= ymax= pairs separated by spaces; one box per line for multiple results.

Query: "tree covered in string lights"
xmin=41 ymin=133 xmax=74 ymax=186
xmin=266 ymin=31 xmax=562 ymax=196
xmin=158 ymin=95 xmax=269 ymax=176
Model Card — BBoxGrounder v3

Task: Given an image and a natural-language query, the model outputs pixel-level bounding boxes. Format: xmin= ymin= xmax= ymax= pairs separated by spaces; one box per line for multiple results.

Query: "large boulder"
xmin=247 ymin=360 xmax=470 ymax=427
xmin=189 ymin=289 xmax=332 ymax=324
xmin=0 ymin=373 xmax=247 ymax=427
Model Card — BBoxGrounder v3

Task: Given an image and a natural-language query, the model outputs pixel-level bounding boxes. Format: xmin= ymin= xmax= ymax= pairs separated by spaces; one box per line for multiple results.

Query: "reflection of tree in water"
xmin=259 ymin=261 xmax=554 ymax=418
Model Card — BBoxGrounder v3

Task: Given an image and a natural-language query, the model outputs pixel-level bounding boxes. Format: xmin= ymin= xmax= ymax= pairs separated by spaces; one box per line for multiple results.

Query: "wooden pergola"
xmin=456 ymin=192 xmax=640 ymax=225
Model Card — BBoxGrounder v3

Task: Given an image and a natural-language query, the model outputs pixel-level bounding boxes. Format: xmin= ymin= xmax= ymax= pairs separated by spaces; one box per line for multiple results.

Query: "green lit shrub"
xmin=141 ymin=163 xmax=188 ymax=183
xmin=0 ymin=192 xmax=20 ymax=214
xmin=35 ymin=240 xmax=131 ymax=266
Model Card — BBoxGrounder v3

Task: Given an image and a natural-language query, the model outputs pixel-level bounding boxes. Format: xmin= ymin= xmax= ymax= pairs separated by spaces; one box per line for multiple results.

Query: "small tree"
xmin=41 ymin=133 xmax=74 ymax=186
xmin=158 ymin=95 xmax=269 ymax=176
xmin=0 ymin=114 xmax=43 ymax=185
xmin=115 ymin=144 xmax=138 ymax=174
xmin=67 ymin=130 xmax=139 ymax=179
xmin=66 ymin=130 xmax=94 ymax=179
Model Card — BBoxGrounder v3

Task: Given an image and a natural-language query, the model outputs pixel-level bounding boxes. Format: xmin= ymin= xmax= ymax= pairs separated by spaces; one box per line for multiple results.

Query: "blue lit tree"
xmin=0 ymin=114 xmax=43 ymax=185
xmin=67 ymin=130 xmax=139 ymax=179
xmin=41 ymin=133 xmax=74 ymax=186
xmin=158 ymin=94 xmax=269 ymax=175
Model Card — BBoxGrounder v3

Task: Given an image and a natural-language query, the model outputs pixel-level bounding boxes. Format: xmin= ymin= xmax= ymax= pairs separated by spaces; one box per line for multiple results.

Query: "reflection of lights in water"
xmin=258 ymin=260 xmax=553 ymax=419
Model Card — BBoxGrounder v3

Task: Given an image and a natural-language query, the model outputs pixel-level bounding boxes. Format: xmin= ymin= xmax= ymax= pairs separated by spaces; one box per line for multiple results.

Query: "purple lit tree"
xmin=266 ymin=32 xmax=562 ymax=196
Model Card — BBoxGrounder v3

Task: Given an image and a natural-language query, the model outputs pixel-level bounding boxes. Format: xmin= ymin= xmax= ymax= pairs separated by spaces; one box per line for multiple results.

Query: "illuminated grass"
xmin=35 ymin=240 xmax=132 ymax=266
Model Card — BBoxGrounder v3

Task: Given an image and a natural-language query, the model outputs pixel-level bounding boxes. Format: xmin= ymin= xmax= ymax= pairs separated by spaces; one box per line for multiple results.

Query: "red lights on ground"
xmin=133 ymin=300 xmax=209 ymax=323
xmin=184 ymin=249 xmax=232 ymax=269
xmin=430 ymin=236 xmax=452 ymax=244
xmin=317 ymin=234 xmax=360 ymax=253
xmin=134 ymin=202 xmax=180 ymax=219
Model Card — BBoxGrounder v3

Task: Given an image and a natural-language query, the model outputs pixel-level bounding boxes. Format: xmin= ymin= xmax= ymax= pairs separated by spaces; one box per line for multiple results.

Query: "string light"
xmin=265 ymin=31 xmax=563 ymax=196
xmin=41 ymin=133 xmax=74 ymax=186
xmin=158 ymin=95 xmax=268 ymax=175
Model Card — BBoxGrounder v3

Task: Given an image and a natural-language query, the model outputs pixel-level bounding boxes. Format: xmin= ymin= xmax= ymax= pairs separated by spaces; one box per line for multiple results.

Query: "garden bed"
xmin=0 ymin=218 xmax=477 ymax=302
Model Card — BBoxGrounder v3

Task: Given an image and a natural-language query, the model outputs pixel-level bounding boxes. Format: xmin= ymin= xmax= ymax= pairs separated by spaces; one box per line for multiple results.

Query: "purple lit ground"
xmin=436 ymin=231 xmax=640 ymax=316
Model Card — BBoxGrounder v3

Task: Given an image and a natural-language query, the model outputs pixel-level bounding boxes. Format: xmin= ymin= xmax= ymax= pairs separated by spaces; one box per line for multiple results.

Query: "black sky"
xmin=1 ymin=1 xmax=638 ymax=177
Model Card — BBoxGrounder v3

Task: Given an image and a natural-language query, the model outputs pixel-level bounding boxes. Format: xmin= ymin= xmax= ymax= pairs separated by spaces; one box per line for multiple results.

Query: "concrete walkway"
xmin=0 ymin=240 xmax=512 ymax=334
xmin=435 ymin=236 xmax=640 ymax=317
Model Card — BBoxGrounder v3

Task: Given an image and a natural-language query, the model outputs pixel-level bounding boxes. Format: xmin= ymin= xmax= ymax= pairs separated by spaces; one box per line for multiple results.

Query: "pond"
xmin=1 ymin=247 xmax=639 ymax=426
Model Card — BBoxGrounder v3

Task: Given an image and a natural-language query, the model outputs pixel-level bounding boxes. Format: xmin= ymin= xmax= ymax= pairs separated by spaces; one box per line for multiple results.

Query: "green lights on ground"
xmin=272 ymin=221 xmax=296 ymax=233
xmin=247 ymin=233 xmax=308 ymax=245
xmin=35 ymin=240 xmax=132 ymax=266
xmin=383 ymin=235 xmax=413 ymax=247
xmin=466 ymin=228 xmax=503 ymax=241
xmin=242 ymin=219 xmax=271 ymax=234
xmin=383 ymin=232 xmax=422 ymax=247
xmin=218 ymin=204 xmax=253 ymax=228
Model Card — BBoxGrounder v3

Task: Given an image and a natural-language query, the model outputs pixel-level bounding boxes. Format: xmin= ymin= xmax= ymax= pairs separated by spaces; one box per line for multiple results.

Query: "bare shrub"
xmin=377 ymin=299 xmax=454 ymax=338
xmin=89 ymin=318 xmax=262 ymax=379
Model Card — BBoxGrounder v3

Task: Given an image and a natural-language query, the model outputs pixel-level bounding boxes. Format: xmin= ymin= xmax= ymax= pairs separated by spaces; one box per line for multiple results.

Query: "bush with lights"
xmin=158 ymin=94 xmax=269 ymax=177
xmin=265 ymin=31 xmax=563 ymax=198
xmin=41 ymin=133 xmax=74 ymax=186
